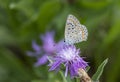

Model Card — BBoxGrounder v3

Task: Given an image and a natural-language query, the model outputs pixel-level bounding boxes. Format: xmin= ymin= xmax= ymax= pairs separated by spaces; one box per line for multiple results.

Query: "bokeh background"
xmin=0 ymin=0 xmax=120 ymax=82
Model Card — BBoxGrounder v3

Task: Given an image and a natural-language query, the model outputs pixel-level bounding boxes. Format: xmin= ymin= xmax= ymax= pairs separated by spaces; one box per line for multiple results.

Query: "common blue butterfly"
xmin=65 ymin=14 xmax=88 ymax=44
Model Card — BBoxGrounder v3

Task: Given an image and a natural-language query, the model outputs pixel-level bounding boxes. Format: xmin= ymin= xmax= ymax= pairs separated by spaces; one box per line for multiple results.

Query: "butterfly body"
xmin=65 ymin=14 xmax=88 ymax=45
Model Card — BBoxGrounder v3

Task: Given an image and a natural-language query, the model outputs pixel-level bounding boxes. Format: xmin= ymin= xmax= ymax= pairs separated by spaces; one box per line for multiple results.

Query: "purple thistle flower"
xmin=27 ymin=31 xmax=63 ymax=67
xmin=40 ymin=31 xmax=56 ymax=54
xmin=49 ymin=45 xmax=88 ymax=78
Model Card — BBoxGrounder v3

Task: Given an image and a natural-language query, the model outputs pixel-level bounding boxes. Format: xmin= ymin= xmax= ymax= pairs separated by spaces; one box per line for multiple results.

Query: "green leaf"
xmin=92 ymin=58 xmax=108 ymax=81
xmin=86 ymin=66 xmax=90 ymax=72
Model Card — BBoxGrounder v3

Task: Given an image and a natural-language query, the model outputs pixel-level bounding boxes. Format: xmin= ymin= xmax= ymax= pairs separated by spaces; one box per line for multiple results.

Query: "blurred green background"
xmin=0 ymin=0 xmax=120 ymax=82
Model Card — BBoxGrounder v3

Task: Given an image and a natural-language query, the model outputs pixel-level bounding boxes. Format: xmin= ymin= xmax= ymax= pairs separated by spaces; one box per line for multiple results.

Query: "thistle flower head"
xmin=27 ymin=31 xmax=63 ymax=67
xmin=49 ymin=45 xmax=88 ymax=78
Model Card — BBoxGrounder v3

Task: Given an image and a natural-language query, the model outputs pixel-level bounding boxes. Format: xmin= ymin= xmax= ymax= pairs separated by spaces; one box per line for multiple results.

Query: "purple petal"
xmin=34 ymin=55 xmax=48 ymax=67
xmin=40 ymin=31 xmax=55 ymax=43
xmin=65 ymin=65 xmax=68 ymax=77
xmin=69 ymin=64 xmax=78 ymax=78
xmin=49 ymin=60 xmax=62 ymax=71
xmin=55 ymin=40 xmax=65 ymax=52
xmin=40 ymin=31 xmax=56 ymax=53
xmin=32 ymin=40 xmax=41 ymax=52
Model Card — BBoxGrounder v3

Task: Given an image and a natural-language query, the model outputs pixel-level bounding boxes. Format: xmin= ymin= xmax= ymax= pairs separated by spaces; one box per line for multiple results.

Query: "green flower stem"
xmin=76 ymin=78 xmax=80 ymax=82
xmin=59 ymin=71 xmax=68 ymax=82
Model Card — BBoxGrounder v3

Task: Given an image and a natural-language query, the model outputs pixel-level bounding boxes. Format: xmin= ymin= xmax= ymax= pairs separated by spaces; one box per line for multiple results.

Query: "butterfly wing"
xmin=65 ymin=14 xmax=88 ymax=44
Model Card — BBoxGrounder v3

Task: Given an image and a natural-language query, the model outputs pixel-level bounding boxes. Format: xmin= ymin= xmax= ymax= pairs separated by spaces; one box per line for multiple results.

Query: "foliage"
xmin=0 ymin=0 xmax=120 ymax=82
xmin=92 ymin=58 xmax=108 ymax=82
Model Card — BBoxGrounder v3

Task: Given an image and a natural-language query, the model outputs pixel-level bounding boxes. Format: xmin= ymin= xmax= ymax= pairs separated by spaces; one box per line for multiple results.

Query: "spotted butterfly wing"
xmin=65 ymin=14 xmax=88 ymax=44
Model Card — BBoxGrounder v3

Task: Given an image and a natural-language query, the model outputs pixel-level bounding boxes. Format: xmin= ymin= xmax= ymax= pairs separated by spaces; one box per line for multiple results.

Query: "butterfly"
xmin=64 ymin=14 xmax=88 ymax=45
